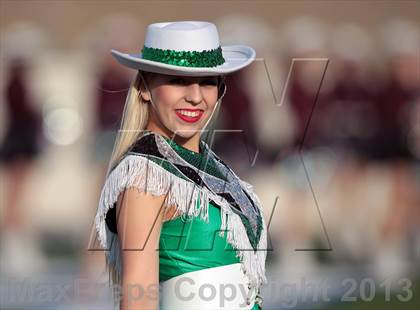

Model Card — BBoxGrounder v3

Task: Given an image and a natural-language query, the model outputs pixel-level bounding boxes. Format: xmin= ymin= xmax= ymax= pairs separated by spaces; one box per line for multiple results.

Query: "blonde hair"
xmin=106 ymin=71 xmax=149 ymax=177
xmin=104 ymin=70 xmax=149 ymax=289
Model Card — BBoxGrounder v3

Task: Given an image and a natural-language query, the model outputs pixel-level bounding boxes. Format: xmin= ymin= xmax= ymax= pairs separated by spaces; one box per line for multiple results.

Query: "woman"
xmin=94 ymin=21 xmax=267 ymax=309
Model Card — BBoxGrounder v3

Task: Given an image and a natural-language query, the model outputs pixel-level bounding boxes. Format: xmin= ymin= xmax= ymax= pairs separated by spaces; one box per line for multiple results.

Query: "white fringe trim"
xmin=218 ymin=180 xmax=268 ymax=288
xmin=94 ymin=154 xmax=267 ymax=289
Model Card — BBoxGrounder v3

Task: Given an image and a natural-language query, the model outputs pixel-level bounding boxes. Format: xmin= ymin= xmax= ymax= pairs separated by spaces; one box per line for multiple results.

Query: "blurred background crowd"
xmin=0 ymin=1 xmax=419 ymax=309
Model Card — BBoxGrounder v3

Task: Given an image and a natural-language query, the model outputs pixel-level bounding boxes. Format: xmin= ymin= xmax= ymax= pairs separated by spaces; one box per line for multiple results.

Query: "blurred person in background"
xmin=0 ymin=56 xmax=44 ymax=275
xmin=0 ymin=57 xmax=43 ymax=228
xmin=217 ymin=15 xmax=296 ymax=166
xmin=370 ymin=18 xmax=420 ymax=280
xmin=282 ymin=17 xmax=335 ymax=150
xmin=374 ymin=18 xmax=420 ymax=160
xmin=211 ymin=69 xmax=258 ymax=172
xmin=328 ymin=23 xmax=379 ymax=159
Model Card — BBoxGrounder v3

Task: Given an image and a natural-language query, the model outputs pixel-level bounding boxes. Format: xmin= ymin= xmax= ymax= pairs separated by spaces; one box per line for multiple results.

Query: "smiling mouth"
xmin=175 ymin=109 xmax=204 ymax=123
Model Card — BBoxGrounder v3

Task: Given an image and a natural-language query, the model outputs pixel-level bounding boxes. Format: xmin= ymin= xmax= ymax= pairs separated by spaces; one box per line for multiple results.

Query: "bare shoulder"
xmin=116 ymin=188 xmax=167 ymax=252
xmin=116 ymin=188 xmax=164 ymax=308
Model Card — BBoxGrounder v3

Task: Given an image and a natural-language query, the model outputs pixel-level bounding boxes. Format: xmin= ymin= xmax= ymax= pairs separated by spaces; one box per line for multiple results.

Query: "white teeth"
xmin=178 ymin=110 xmax=200 ymax=117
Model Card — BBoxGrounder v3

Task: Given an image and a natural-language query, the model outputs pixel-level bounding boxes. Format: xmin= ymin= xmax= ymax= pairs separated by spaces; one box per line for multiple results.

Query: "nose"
xmin=185 ymin=83 xmax=203 ymax=105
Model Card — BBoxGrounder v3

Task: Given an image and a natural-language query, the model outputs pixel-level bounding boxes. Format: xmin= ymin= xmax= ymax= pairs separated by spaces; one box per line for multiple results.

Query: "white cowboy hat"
xmin=110 ymin=20 xmax=256 ymax=76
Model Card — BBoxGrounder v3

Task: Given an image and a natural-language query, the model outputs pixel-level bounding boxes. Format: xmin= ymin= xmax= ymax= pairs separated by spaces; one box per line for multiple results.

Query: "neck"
xmin=174 ymin=133 xmax=201 ymax=153
xmin=146 ymin=122 xmax=201 ymax=153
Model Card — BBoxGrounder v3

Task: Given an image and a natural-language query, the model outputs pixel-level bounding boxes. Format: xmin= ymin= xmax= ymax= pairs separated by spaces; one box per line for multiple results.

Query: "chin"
xmin=173 ymin=127 xmax=200 ymax=139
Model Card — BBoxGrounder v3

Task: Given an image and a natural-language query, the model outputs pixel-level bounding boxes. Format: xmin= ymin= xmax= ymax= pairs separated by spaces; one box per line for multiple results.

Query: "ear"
xmin=139 ymin=84 xmax=151 ymax=102
xmin=138 ymin=72 xmax=152 ymax=102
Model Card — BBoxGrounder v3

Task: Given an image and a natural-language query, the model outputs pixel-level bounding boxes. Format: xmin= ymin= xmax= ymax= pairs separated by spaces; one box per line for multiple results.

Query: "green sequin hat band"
xmin=110 ymin=21 xmax=256 ymax=76
xmin=141 ymin=45 xmax=225 ymax=68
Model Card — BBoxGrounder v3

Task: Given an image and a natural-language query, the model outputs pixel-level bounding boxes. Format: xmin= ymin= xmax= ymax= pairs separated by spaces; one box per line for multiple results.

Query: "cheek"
xmin=203 ymin=89 xmax=219 ymax=110
xmin=154 ymin=87 xmax=181 ymax=111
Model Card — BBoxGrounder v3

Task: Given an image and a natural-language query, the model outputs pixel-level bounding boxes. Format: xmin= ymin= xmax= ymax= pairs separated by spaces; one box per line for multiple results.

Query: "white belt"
xmin=159 ymin=263 xmax=260 ymax=309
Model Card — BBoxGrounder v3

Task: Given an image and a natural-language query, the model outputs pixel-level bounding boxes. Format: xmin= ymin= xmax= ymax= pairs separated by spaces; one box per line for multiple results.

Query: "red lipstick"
xmin=175 ymin=109 xmax=203 ymax=123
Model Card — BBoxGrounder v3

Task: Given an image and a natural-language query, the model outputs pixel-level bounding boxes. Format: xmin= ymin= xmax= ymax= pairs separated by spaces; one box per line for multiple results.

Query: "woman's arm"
xmin=116 ymin=188 xmax=166 ymax=310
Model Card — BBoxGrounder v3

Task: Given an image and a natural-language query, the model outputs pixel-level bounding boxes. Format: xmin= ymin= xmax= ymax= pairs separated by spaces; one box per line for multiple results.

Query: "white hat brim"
xmin=110 ymin=45 xmax=255 ymax=76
